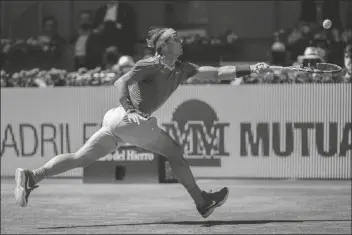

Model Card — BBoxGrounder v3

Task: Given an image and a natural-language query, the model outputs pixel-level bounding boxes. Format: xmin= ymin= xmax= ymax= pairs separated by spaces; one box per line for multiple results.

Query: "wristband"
xmin=236 ymin=64 xmax=252 ymax=77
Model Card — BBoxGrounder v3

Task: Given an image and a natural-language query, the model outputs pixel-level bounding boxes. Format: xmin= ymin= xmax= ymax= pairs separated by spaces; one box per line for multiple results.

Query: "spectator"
xmin=112 ymin=55 xmax=135 ymax=75
xmin=328 ymin=28 xmax=345 ymax=66
xmin=102 ymin=46 xmax=120 ymax=70
xmin=85 ymin=31 xmax=105 ymax=69
xmin=92 ymin=0 xmax=137 ymax=56
xmin=79 ymin=9 xmax=92 ymax=25
xmin=270 ymin=32 xmax=287 ymax=66
xmin=295 ymin=46 xmax=323 ymax=66
xmin=0 ymin=39 xmax=11 ymax=68
xmin=72 ymin=10 xmax=93 ymax=69
xmin=312 ymin=33 xmax=329 ymax=62
xmin=37 ymin=16 xmax=66 ymax=59
xmin=287 ymin=26 xmax=311 ymax=64
xmin=341 ymin=28 xmax=352 ymax=45
xmin=271 ymin=41 xmax=287 ymax=66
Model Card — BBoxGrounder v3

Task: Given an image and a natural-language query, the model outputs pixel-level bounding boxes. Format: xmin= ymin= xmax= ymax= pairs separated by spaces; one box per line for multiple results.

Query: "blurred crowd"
xmin=0 ymin=55 xmax=134 ymax=88
xmin=1 ymin=1 xmax=137 ymax=72
xmin=1 ymin=43 xmax=351 ymax=87
xmin=0 ymin=1 xmax=241 ymax=73
xmin=270 ymin=23 xmax=351 ymax=67
xmin=1 ymin=0 xmax=351 ymax=87
xmin=1 ymin=45 xmax=350 ymax=87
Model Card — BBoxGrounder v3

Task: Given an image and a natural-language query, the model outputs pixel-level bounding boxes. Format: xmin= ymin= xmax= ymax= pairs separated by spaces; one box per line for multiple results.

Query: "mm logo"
xmin=162 ymin=99 xmax=230 ymax=167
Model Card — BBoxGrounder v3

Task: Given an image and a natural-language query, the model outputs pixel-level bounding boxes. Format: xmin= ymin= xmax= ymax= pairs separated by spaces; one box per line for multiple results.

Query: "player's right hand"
xmin=126 ymin=112 xmax=147 ymax=125
xmin=250 ymin=62 xmax=270 ymax=73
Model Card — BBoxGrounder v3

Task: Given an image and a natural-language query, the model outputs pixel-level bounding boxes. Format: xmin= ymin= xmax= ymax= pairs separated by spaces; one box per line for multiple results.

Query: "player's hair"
xmin=146 ymin=28 xmax=168 ymax=55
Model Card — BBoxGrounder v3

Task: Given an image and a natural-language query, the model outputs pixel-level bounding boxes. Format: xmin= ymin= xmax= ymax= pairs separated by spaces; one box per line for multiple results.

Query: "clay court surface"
xmin=1 ymin=179 xmax=351 ymax=234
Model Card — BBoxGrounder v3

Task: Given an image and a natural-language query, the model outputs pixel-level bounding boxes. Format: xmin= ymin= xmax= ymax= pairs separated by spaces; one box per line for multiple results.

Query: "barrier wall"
xmin=1 ymin=85 xmax=351 ymax=179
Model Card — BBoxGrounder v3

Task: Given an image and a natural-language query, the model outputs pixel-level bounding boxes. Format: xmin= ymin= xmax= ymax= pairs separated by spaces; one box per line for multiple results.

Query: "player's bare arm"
xmin=189 ymin=63 xmax=270 ymax=82
xmin=114 ymin=60 xmax=154 ymax=123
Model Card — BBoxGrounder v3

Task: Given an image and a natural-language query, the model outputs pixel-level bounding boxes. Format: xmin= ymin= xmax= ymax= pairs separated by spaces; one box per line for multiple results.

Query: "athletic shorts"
xmin=76 ymin=106 xmax=182 ymax=161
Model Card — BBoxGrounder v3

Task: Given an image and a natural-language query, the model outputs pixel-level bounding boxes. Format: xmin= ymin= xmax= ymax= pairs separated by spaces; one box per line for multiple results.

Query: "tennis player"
xmin=15 ymin=28 xmax=269 ymax=218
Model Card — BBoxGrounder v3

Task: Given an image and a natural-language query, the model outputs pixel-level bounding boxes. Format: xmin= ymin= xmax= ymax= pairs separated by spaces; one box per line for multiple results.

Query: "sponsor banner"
xmin=83 ymin=145 xmax=159 ymax=184
xmin=1 ymin=85 xmax=351 ymax=179
xmin=0 ymin=88 xmax=153 ymax=177
xmin=98 ymin=145 xmax=155 ymax=162
xmin=153 ymin=84 xmax=352 ymax=179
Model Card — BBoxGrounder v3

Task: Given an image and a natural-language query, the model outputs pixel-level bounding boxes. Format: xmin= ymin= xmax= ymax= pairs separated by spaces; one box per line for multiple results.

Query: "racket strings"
xmin=277 ymin=63 xmax=342 ymax=73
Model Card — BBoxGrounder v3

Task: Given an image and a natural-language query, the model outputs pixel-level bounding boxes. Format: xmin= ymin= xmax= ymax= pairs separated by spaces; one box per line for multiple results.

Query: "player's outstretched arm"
xmin=188 ymin=62 xmax=269 ymax=82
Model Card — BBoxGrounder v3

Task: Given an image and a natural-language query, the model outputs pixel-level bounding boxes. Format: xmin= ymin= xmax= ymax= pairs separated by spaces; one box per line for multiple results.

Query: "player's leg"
xmin=34 ymin=126 xmax=118 ymax=182
xmin=15 ymin=125 xmax=121 ymax=207
xmin=110 ymin=116 xmax=229 ymax=218
xmin=136 ymin=121 xmax=228 ymax=218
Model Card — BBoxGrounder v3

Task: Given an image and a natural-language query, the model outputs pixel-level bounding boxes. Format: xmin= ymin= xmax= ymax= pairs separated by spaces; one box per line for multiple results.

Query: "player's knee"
xmin=72 ymin=152 xmax=94 ymax=167
xmin=168 ymin=154 xmax=189 ymax=168
xmin=163 ymin=146 xmax=185 ymax=164
xmin=167 ymin=145 xmax=184 ymax=158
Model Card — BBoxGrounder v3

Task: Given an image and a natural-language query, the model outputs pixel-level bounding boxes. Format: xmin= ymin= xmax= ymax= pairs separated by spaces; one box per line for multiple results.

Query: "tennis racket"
xmin=268 ymin=63 xmax=342 ymax=74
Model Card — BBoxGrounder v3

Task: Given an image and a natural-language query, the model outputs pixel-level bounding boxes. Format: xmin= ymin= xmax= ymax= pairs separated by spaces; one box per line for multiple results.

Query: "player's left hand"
xmin=250 ymin=62 xmax=270 ymax=73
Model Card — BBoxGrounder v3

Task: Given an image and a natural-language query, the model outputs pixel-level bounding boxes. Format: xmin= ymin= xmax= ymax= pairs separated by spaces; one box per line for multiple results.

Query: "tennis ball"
xmin=323 ymin=19 xmax=332 ymax=29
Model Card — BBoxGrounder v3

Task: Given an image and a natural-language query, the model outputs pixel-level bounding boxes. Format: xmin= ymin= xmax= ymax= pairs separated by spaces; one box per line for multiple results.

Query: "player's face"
xmin=164 ymin=35 xmax=183 ymax=57
xmin=345 ymin=54 xmax=351 ymax=73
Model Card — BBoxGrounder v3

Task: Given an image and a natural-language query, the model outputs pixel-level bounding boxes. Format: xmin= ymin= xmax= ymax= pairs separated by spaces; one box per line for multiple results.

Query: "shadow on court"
xmin=37 ymin=219 xmax=352 ymax=229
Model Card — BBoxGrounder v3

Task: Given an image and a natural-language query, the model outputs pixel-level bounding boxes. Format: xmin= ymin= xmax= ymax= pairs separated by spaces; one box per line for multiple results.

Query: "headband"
xmin=146 ymin=28 xmax=177 ymax=49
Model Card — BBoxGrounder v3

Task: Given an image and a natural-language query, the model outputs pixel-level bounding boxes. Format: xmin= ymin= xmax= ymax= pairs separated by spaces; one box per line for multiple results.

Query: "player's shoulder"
xmin=135 ymin=56 xmax=160 ymax=68
xmin=176 ymin=60 xmax=197 ymax=66
xmin=176 ymin=60 xmax=199 ymax=70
